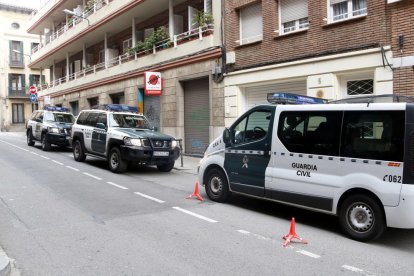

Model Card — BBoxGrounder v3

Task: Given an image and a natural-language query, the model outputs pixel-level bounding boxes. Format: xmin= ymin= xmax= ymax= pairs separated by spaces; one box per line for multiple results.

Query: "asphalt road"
xmin=0 ymin=132 xmax=413 ymax=276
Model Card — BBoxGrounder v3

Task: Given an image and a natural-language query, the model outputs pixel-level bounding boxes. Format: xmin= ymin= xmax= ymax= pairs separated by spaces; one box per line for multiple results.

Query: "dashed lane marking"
xmin=296 ymin=250 xmax=321 ymax=259
xmin=172 ymin=207 xmax=218 ymax=223
xmin=237 ymin=229 xmax=270 ymax=241
xmin=134 ymin=192 xmax=164 ymax=203
xmin=82 ymin=172 xmax=102 ymax=180
xmin=0 ymin=139 xmax=29 ymax=152
xmin=39 ymin=155 xmax=50 ymax=160
xmin=30 ymin=152 xmax=39 ymax=156
xmin=107 ymin=182 xmax=128 ymax=190
xmin=342 ymin=265 xmax=374 ymax=276
xmin=66 ymin=166 xmax=79 ymax=172
xmin=52 ymin=160 xmax=64 ymax=165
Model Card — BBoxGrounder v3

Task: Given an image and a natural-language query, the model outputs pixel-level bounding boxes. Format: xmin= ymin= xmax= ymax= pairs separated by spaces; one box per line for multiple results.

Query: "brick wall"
xmin=225 ymin=0 xmax=390 ymax=71
xmin=390 ymin=1 xmax=414 ymax=96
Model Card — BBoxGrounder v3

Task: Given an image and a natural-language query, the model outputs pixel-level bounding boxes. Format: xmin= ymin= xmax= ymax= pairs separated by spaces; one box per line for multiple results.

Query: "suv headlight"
xmin=48 ymin=127 xmax=60 ymax=134
xmin=124 ymin=137 xmax=142 ymax=147
xmin=171 ymin=140 xmax=177 ymax=148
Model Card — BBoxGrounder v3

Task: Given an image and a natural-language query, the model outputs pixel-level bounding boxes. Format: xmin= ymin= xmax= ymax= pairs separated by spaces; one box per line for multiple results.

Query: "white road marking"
xmin=39 ymin=155 xmax=50 ymax=160
xmin=0 ymin=140 xmax=29 ymax=152
xmin=237 ymin=230 xmax=251 ymax=235
xmin=107 ymin=182 xmax=128 ymax=190
xmin=296 ymin=250 xmax=321 ymax=259
xmin=172 ymin=207 xmax=218 ymax=223
xmin=82 ymin=172 xmax=102 ymax=180
xmin=66 ymin=166 xmax=79 ymax=172
xmin=134 ymin=192 xmax=165 ymax=203
xmin=30 ymin=152 xmax=39 ymax=156
xmin=52 ymin=160 xmax=64 ymax=165
xmin=237 ymin=229 xmax=270 ymax=241
xmin=342 ymin=265 xmax=374 ymax=276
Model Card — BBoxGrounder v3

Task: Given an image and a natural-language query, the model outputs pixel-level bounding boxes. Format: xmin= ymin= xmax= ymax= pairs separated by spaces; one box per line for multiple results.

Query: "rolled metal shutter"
xmin=144 ymin=95 xmax=160 ymax=130
xmin=184 ymin=78 xmax=210 ymax=156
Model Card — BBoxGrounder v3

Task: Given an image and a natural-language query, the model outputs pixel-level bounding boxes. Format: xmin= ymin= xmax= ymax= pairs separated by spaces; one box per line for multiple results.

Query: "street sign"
xmin=29 ymin=85 xmax=37 ymax=94
xmin=30 ymin=93 xmax=37 ymax=103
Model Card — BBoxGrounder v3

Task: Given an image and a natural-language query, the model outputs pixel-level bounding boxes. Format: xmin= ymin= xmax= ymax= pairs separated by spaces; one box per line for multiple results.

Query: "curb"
xmin=0 ymin=246 xmax=10 ymax=276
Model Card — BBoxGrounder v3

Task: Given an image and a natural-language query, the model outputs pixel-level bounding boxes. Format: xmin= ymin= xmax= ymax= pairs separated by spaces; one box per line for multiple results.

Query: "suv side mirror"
xmin=96 ymin=123 xmax=106 ymax=130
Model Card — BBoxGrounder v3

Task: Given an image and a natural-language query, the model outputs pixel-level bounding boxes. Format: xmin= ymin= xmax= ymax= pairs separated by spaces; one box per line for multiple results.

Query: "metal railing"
xmin=8 ymin=88 xmax=28 ymax=97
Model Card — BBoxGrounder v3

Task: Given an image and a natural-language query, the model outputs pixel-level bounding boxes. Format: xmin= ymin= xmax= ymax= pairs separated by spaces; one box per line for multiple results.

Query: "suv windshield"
xmin=44 ymin=112 xmax=75 ymax=123
xmin=110 ymin=113 xmax=153 ymax=129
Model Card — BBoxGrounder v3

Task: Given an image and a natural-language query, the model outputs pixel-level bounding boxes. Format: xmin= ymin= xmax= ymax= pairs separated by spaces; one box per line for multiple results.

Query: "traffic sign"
xmin=29 ymin=85 xmax=37 ymax=94
xmin=30 ymin=93 xmax=37 ymax=103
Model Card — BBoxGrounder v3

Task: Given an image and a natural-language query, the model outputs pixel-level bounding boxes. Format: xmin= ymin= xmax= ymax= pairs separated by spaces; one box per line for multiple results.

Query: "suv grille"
xmin=150 ymin=139 xmax=170 ymax=149
xmin=60 ymin=128 xmax=71 ymax=136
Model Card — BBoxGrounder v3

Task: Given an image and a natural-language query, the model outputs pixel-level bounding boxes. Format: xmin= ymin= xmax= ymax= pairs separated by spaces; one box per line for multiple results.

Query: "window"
xmin=230 ymin=110 xmax=271 ymax=145
xmin=280 ymin=0 xmax=309 ymax=34
xmin=278 ymin=111 xmax=342 ymax=155
xmin=347 ymin=79 xmax=373 ymax=96
xmin=70 ymin=101 xmax=79 ymax=116
xmin=31 ymin=42 xmax=39 ymax=52
xmin=86 ymin=112 xmax=99 ymax=127
xmin=10 ymin=41 xmax=23 ymax=66
xmin=88 ymin=97 xmax=99 ymax=108
xmin=329 ymin=0 xmax=367 ymax=22
xmin=12 ymin=104 xmax=25 ymax=123
xmin=340 ymin=111 xmax=404 ymax=162
xmin=76 ymin=112 xmax=89 ymax=125
xmin=9 ymin=74 xmax=25 ymax=95
xmin=29 ymin=74 xmax=41 ymax=87
xmin=239 ymin=3 xmax=263 ymax=45
xmin=123 ymin=38 xmax=132 ymax=53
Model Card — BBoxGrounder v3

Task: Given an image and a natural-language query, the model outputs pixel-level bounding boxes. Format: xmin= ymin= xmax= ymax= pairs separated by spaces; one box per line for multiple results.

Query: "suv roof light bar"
xmin=92 ymin=104 xmax=139 ymax=113
xmin=267 ymin=93 xmax=327 ymax=105
xmin=329 ymin=94 xmax=414 ymax=104
xmin=44 ymin=106 xmax=70 ymax=112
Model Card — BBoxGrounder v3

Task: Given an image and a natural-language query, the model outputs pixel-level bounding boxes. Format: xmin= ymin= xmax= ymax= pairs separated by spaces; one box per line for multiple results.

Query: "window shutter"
xmin=330 ymin=0 xmax=347 ymax=5
xmin=8 ymin=74 xmax=12 ymax=91
xmin=21 ymin=74 xmax=26 ymax=90
xmin=280 ymin=0 xmax=308 ymax=23
xmin=29 ymin=74 xmax=34 ymax=86
xmin=9 ymin=41 xmax=13 ymax=64
xmin=41 ymin=75 xmax=45 ymax=84
xmin=240 ymin=3 xmax=262 ymax=43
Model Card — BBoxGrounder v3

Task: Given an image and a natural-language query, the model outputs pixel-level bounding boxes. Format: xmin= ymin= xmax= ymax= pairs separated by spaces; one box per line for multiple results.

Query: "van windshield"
xmin=109 ymin=114 xmax=153 ymax=129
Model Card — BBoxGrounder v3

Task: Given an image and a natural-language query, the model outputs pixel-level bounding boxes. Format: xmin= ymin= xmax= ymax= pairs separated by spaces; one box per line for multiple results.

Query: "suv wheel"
xmin=108 ymin=147 xmax=127 ymax=173
xmin=157 ymin=161 xmax=175 ymax=172
xmin=27 ymin=130 xmax=35 ymax=146
xmin=73 ymin=140 xmax=86 ymax=162
xmin=41 ymin=134 xmax=51 ymax=151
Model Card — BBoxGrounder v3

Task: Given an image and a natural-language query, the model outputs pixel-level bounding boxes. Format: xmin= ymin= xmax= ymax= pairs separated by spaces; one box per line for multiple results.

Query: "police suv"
xmin=198 ymin=93 xmax=414 ymax=241
xmin=71 ymin=104 xmax=180 ymax=173
xmin=26 ymin=106 xmax=75 ymax=150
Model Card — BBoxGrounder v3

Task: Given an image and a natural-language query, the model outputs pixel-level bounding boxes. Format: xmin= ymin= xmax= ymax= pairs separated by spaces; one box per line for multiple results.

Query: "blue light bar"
xmin=267 ymin=93 xmax=327 ymax=105
xmin=44 ymin=106 xmax=70 ymax=112
xmin=93 ymin=104 xmax=139 ymax=112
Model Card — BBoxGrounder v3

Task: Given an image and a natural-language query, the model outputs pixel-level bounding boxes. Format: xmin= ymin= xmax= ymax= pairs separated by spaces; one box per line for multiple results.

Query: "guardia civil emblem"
xmin=242 ymin=155 xmax=249 ymax=168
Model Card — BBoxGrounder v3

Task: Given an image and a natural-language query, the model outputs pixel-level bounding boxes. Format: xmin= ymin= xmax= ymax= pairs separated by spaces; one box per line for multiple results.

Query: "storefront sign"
xmin=144 ymin=72 xmax=162 ymax=96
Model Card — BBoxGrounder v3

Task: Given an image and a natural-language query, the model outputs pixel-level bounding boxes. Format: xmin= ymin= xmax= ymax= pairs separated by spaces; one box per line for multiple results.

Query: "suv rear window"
xmin=76 ymin=112 xmax=89 ymax=125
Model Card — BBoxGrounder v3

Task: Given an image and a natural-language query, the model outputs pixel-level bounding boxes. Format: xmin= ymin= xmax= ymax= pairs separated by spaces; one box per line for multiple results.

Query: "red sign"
xmin=29 ymin=85 xmax=37 ymax=94
xmin=144 ymin=72 xmax=162 ymax=96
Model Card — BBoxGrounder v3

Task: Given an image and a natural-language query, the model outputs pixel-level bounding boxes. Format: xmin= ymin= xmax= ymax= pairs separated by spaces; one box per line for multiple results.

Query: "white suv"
xmin=71 ymin=104 xmax=180 ymax=173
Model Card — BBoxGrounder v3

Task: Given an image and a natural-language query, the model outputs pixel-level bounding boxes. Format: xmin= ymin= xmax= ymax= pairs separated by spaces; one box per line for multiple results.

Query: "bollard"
xmin=177 ymin=138 xmax=183 ymax=167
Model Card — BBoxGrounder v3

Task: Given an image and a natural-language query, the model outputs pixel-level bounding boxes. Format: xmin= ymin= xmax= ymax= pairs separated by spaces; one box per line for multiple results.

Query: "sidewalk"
xmin=0 ymin=246 xmax=10 ymax=276
xmin=173 ymin=155 xmax=201 ymax=175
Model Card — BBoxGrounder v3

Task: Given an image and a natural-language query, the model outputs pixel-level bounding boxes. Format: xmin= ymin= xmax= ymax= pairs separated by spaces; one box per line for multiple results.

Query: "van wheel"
xmin=27 ymin=130 xmax=35 ymax=146
xmin=338 ymin=194 xmax=386 ymax=242
xmin=108 ymin=147 xmax=127 ymax=173
xmin=41 ymin=134 xmax=51 ymax=151
xmin=157 ymin=161 xmax=175 ymax=172
xmin=73 ymin=140 xmax=86 ymax=162
xmin=205 ymin=168 xmax=230 ymax=202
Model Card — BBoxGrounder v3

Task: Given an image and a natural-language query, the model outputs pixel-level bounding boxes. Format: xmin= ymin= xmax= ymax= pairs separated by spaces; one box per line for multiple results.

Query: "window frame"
xmin=238 ymin=2 xmax=263 ymax=45
xmin=328 ymin=0 xmax=367 ymax=24
xmin=279 ymin=0 xmax=309 ymax=35
xmin=12 ymin=103 xmax=25 ymax=124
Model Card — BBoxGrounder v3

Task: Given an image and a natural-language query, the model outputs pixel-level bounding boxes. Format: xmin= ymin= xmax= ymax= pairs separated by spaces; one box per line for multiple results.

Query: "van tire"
xmin=205 ymin=168 xmax=230 ymax=202
xmin=338 ymin=194 xmax=386 ymax=242
xmin=73 ymin=140 xmax=86 ymax=162
xmin=108 ymin=147 xmax=127 ymax=173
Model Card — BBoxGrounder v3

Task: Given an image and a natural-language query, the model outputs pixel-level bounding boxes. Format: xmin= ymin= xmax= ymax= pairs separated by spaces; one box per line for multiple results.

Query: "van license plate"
xmin=154 ymin=151 xmax=169 ymax=157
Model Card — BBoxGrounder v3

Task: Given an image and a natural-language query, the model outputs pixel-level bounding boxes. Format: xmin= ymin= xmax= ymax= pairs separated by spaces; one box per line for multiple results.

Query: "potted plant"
xmin=192 ymin=11 xmax=214 ymax=29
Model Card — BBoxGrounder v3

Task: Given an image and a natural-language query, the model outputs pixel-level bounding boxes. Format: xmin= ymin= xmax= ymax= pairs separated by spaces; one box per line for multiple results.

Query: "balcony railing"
xmin=31 ymin=0 xmax=107 ymax=54
xmin=9 ymin=60 xmax=25 ymax=68
xmin=45 ymin=25 xmax=214 ymax=90
xmin=8 ymin=88 xmax=28 ymax=98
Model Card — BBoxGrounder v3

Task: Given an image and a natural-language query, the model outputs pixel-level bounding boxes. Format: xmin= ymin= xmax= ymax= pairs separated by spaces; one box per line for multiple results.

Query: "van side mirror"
xmin=223 ymin=128 xmax=231 ymax=145
xmin=96 ymin=123 xmax=106 ymax=130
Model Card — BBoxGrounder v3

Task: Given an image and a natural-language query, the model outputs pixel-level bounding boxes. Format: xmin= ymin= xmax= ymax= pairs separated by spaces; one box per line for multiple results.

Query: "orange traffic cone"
xmin=282 ymin=217 xmax=308 ymax=247
xmin=186 ymin=181 xmax=204 ymax=201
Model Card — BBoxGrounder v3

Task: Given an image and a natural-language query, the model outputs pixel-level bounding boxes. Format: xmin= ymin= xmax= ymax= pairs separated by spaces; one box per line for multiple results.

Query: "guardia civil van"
xmin=198 ymin=93 xmax=414 ymax=241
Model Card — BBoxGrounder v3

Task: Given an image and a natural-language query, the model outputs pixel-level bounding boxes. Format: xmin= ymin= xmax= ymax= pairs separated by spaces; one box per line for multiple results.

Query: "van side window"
xmin=231 ymin=110 xmax=271 ymax=145
xmin=278 ymin=111 xmax=342 ymax=156
xmin=340 ymin=111 xmax=404 ymax=162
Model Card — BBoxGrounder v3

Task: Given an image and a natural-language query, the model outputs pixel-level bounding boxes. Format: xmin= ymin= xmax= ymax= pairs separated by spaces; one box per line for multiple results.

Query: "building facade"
xmin=28 ymin=0 xmax=225 ymax=156
xmin=0 ymin=3 xmax=48 ymax=132
xmin=222 ymin=0 xmax=412 ymax=126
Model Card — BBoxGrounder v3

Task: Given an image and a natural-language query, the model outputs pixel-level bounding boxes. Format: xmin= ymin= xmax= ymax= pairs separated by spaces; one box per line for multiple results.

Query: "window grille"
xmin=347 ymin=79 xmax=373 ymax=96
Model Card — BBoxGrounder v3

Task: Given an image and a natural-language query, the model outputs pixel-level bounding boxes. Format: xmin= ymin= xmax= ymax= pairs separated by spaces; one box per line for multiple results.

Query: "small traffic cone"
xmin=282 ymin=217 xmax=308 ymax=247
xmin=186 ymin=181 xmax=204 ymax=201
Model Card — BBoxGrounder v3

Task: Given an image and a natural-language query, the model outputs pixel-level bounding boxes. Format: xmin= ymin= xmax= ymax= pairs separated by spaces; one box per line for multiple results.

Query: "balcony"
xmin=8 ymin=88 xmax=29 ymax=98
xmin=39 ymin=25 xmax=216 ymax=96
xmin=9 ymin=60 xmax=25 ymax=68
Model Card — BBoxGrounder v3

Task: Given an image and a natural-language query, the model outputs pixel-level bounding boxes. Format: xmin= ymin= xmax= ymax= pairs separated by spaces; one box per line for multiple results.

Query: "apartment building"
xmin=0 ymin=3 xmax=48 ymax=132
xmin=28 ymin=0 xmax=225 ymax=155
xmin=222 ymin=0 xmax=412 ymax=125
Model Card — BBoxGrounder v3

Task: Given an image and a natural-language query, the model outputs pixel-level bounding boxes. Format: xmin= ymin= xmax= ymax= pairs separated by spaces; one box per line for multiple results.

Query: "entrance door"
xmin=184 ymin=78 xmax=210 ymax=155
xmin=223 ymin=106 xmax=274 ymax=197
xmin=144 ymin=95 xmax=160 ymax=130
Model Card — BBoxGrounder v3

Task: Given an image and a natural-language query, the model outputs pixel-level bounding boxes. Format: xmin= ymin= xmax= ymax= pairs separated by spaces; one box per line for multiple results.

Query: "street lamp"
xmin=12 ymin=49 xmax=31 ymax=63
xmin=63 ymin=9 xmax=90 ymax=26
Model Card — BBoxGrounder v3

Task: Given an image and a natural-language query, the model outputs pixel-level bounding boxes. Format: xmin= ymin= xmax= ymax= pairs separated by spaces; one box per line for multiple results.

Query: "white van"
xmin=198 ymin=93 xmax=414 ymax=241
